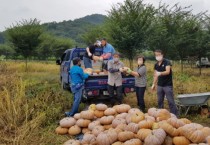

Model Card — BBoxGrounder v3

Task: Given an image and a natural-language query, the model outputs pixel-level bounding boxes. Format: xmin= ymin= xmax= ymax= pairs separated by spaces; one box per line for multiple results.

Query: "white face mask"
xmin=113 ymin=57 xmax=119 ymax=62
xmin=138 ymin=60 xmax=143 ymax=65
xmin=156 ymin=56 xmax=163 ymax=61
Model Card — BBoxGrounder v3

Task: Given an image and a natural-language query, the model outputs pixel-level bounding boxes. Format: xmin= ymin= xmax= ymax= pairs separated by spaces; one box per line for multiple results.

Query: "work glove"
xmin=88 ymin=52 xmax=92 ymax=57
xmin=126 ymin=68 xmax=132 ymax=74
xmin=155 ymin=71 xmax=161 ymax=77
xmin=119 ymin=67 xmax=124 ymax=72
xmin=151 ymin=84 xmax=155 ymax=90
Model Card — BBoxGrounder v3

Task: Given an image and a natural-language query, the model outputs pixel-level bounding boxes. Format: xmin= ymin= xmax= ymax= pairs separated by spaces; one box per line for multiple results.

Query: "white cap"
xmin=96 ymin=40 xmax=101 ymax=46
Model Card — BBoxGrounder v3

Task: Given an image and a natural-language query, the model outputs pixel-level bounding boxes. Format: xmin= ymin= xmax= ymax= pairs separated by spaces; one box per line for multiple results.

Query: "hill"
xmin=43 ymin=14 xmax=107 ymax=45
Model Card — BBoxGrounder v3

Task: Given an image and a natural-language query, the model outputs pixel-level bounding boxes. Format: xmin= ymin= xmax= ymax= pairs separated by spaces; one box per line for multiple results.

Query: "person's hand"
xmin=151 ymin=84 xmax=155 ymax=91
xmin=88 ymin=52 xmax=92 ymax=57
xmin=99 ymin=57 xmax=103 ymax=62
xmin=119 ymin=67 xmax=124 ymax=72
xmin=155 ymin=71 xmax=161 ymax=77
xmin=126 ymin=68 xmax=132 ymax=74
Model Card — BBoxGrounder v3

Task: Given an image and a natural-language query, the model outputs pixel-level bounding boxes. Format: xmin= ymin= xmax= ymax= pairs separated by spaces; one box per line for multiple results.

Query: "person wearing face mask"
xmin=125 ymin=56 xmax=147 ymax=112
xmin=107 ymin=52 xmax=124 ymax=105
xmin=65 ymin=57 xmax=89 ymax=117
xmin=151 ymin=49 xmax=178 ymax=116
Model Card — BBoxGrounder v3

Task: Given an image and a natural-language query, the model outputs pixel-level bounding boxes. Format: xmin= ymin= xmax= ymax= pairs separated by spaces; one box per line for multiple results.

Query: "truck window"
xmin=64 ymin=51 xmax=71 ymax=61
xmin=61 ymin=53 xmax=66 ymax=62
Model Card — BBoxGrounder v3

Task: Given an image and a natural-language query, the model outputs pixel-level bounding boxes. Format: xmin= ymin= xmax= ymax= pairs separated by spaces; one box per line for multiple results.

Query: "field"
xmin=0 ymin=60 xmax=210 ymax=145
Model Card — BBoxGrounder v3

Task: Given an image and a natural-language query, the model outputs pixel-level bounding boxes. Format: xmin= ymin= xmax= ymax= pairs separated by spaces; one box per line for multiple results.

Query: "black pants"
xmin=136 ymin=87 xmax=146 ymax=112
xmin=108 ymin=85 xmax=123 ymax=104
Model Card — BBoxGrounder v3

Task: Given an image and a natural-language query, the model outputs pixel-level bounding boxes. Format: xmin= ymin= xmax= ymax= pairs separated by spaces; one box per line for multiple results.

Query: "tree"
xmin=0 ymin=44 xmax=15 ymax=59
xmin=81 ymin=25 xmax=107 ymax=45
xmin=6 ymin=18 xmax=44 ymax=70
xmin=106 ymin=0 xmax=156 ymax=69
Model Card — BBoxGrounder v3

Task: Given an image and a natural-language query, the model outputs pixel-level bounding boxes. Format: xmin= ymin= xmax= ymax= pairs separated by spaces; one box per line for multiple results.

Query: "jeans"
xmin=67 ymin=85 xmax=83 ymax=116
xmin=157 ymin=86 xmax=178 ymax=116
xmin=83 ymin=56 xmax=92 ymax=68
xmin=108 ymin=85 xmax=123 ymax=104
xmin=136 ymin=87 xmax=146 ymax=112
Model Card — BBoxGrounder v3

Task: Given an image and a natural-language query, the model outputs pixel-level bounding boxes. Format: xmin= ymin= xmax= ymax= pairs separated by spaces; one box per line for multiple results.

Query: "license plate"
xmin=103 ymin=91 xmax=116 ymax=95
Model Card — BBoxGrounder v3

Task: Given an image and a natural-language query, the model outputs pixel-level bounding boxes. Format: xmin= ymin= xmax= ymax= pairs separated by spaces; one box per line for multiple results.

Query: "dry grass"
xmin=0 ymin=60 xmax=210 ymax=144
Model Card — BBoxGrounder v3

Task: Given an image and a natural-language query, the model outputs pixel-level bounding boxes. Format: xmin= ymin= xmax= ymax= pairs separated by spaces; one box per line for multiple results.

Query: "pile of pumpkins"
xmin=55 ymin=103 xmax=210 ymax=145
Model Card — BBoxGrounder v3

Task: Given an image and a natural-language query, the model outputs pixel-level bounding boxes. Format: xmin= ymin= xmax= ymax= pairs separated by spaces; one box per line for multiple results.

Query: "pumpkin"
xmin=201 ymin=127 xmax=210 ymax=138
xmin=84 ymin=68 xmax=93 ymax=75
xmin=81 ymin=133 xmax=97 ymax=145
xmin=158 ymin=121 xmax=179 ymax=137
xmin=173 ymin=136 xmax=190 ymax=145
xmin=152 ymin=122 xmax=159 ymax=130
xmin=100 ymin=116 xmax=114 ymax=125
xmin=118 ymin=131 xmax=135 ymax=142
xmin=94 ymin=110 xmax=104 ymax=118
xmin=156 ymin=109 xmax=171 ymax=121
xmin=88 ymin=104 xmax=96 ymax=111
xmin=136 ymin=129 xmax=152 ymax=141
xmin=112 ymin=141 xmax=123 ymax=145
xmin=144 ymin=128 xmax=166 ymax=145
xmin=138 ymin=119 xmax=154 ymax=129
xmin=115 ymin=113 xmax=128 ymax=119
xmin=96 ymin=132 xmax=116 ymax=145
xmin=131 ymin=112 xmax=145 ymax=123
xmin=96 ymin=104 xmax=108 ymax=111
xmin=80 ymin=110 xmax=94 ymax=120
xmin=178 ymin=123 xmax=205 ymax=143
xmin=106 ymin=129 xmax=118 ymax=143
xmin=82 ymin=128 xmax=91 ymax=134
xmin=115 ymin=104 xmax=131 ymax=113
xmin=128 ymin=108 xmax=142 ymax=115
xmin=123 ymin=139 xmax=142 ymax=145
xmin=113 ymin=128 xmax=123 ymax=134
xmin=63 ymin=139 xmax=80 ymax=145
xmin=104 ymin=108 xmax=117 ymax=116
xmin=170 ymin=113 xmax=177 ymax=118
xmin=167 ymin=117 xmax=185 ymax=128
xmin=112 ymin=118 xmax=126 ymax=128
xmin=104 ymin=124 xmax=112 ymax=130
xmin=163 ymin=135 xmax=173 ymax=145
xmin=179 ymin=118 xmax=192 ymax=124
xmin=148 ymin=108 xmax=159 ymax=117
xmin=76 ymin=119 xmax=91 ymax=128
xmin=145 ymin=115 xmax=156 ymax=122
xmin=59 ymin=117 xmax=76 ymax=128
xmin=92 ymin=125 xmax=105 ymax=136
xmin=206 ymin=136 xmax=210 ymax=144
xmin=125 ymin=123 xmax=139 ymax=133
xmin=73 ymin=113 xmax=81 ymax=120
xmin=68 ymin=125 xmax=81 ymax=136
xmin=125 ymin=114 xmax=132 ymax=124
xmin=55 ymin=126 xmax=68 ymax=135
xmin=115 ymin=124 xmax=127 ymax=131
xmin=88 ymin=121 xmax=100 ymax=130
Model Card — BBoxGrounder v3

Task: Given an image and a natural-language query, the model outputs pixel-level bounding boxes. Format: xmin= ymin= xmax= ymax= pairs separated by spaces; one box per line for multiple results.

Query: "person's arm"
xmin=108 ymin=61 xmax=119 ymax=73
xmin=78 ymin=68 xmax=89 ymax=80
xmin=86 ymin=47 xmax=92 ymax=57
xmin=157 ymin=66 xmax=171 ymax=76
xmin=151 ymin=65 xmax=158 ymax=90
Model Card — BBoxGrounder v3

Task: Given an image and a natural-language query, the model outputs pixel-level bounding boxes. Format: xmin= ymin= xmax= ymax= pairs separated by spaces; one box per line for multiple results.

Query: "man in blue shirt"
xmin=65 ymin=57 xmax=89 ymax=117
xmin=100 ymin=38 xmax=116 ymax=70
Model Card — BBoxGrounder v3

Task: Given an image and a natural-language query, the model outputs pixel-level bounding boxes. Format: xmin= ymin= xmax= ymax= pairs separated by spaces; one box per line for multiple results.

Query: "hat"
xmin=95 ymin=40 xmax=101 ymax=46
xmin=113 ymin=52 xmax=121 ymax=57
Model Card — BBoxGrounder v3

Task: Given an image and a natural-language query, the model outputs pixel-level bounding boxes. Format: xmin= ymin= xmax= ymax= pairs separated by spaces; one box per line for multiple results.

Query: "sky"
xmin=0 ymin=0 xmax=210 ymax=31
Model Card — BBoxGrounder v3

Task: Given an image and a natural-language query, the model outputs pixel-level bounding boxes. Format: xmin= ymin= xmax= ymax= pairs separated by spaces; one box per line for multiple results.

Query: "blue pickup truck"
xmin=56 ymin=47 xmax=135 ymax=102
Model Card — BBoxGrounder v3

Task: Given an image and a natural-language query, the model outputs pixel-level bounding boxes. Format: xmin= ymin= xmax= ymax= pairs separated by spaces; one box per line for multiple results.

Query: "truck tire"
xmin=81 ymin=91 xmax=88 ymax=103
xmin=61 ymin=78 xmax=69 ymax=90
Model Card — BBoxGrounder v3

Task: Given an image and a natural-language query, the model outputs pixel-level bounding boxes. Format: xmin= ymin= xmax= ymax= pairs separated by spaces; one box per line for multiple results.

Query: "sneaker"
xmin=65 ymin=112 xmax=72 ymax=117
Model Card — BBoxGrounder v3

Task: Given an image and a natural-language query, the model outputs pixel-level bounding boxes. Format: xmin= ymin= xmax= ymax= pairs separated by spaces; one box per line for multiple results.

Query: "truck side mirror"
xmin=56 ymin=59 xmax=61 ymax=65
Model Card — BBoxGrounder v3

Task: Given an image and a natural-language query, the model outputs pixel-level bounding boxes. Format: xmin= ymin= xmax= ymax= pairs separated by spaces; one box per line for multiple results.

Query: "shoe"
xmin=65 ymin=112 xmax=72 ymax=117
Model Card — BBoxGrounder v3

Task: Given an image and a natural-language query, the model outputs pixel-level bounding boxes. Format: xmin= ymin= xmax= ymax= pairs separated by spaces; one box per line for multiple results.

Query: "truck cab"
xmin=56 ymin=47 xmax=135 ymax=102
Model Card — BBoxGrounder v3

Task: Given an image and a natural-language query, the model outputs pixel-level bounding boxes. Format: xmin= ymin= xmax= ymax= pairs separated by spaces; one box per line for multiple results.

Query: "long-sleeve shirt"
xmin=108 ymin=60 xmax=124 ymax=86
xmin=69 ymin=65 xmax=89 ymax=85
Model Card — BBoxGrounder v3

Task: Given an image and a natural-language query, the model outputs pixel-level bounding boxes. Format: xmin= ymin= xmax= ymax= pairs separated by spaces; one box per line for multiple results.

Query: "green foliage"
xmin=106 ymin=0 xmax=156 ymax=68
xmin=0 ymin=44 xmax=15 ymax=59
xmin=6 ymin=19 xmax=44 ymax=59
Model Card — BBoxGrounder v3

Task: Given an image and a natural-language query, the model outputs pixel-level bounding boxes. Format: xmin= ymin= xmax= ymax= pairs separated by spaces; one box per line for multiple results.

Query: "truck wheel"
xmin=81 ymin=91 xmax=87 ymax=103
xmin=61 ymin=78 xmax=69 ymax=90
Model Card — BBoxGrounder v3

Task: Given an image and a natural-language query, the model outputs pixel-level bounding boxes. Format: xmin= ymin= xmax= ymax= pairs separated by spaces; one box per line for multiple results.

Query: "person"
xmin=151 ymin=49 xmax=178 ymax=116
xmin=126 ymin=56 xmax=147 ymax=112
xmin=65 ymin=57 xmax=89 ymax=117
xmin=107 ymin=52 xmax=124 ymax=105
xmin=100 ymin=38 xmax=115 ymax=71
xmin=83 ymin=40 xmax=101 ymax=68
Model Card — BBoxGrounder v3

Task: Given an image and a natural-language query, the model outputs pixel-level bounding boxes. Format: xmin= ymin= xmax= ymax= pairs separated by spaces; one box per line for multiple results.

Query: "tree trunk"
xmin=129 ymin=58 xmax=133 ymax=70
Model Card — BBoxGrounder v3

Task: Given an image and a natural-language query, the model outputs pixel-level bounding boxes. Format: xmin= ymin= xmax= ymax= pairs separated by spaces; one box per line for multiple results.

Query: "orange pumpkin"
xmin=80 ymin=110 xmax=94 ymax=120
xmin=55 ymin=126 xmax=68 ymax=135
xmin=158 ymin=121 xmax=179 ymax=137
xmin=76 ymin=119 xmax=91 ymax=128
xmin=123 ymin=139 xmax=142 ymax=145
xmin=115 ymin=113 xmax=128 ymax=119
xmin=88 ymin=120 xmax=101 ymax=130
xmin=73 ymin=113 xmax=81 ymax=120
xmin=96 ymin=104 xmax=108 ymax=111
xmin=81 ymin=133 xmax=97 ymax=145
xmin=115 ymin=104 xmax=131 ymax=113
xmin=94 ymin=110 xmax=104 ymax=118
xmin=118 ymin=131 xmax=135 ymax=142
xmin=92 ymin=125 xmax=105 ymax=136
xmin=112 ymin=118 xmax=126 ymax=128
xmin=82 ymin=128 xmax=91 ymax=134
xmin=104 ymin=108 xmax=117 ymax=116
xmin=128 ymin=108 xmax=142 ymax=115
xmin=173 ymin=136 xmax=190 ymax=145
xmin=125 ymin=123 xmax=139 ymax=133
xmin=68 ymin=125 xmax=81 ymax=136
xmin=167 ymin=117 xmax=185 ymax=128
xmin=131 ymin=112 xmax=145 ymax=123
xmin=156 ymin=109 xmax=171 ymax=121
xmin=179 ymin=118 xmax=191 ymax=124
xmin=59 ymin=117 xmax=76 ymax=128
xmin=163 ymin=135 xmax=173 ymax=145
xmin=100 ymin=116 xmax=114 ymax=125
xmin=136 ymin=129 xmax=152 ymax=141
xmin=138 ymin=119 xmax=154 ymax=129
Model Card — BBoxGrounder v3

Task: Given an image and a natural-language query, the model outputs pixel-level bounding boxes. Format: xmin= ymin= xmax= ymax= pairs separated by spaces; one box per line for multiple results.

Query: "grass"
xmin=0 ymin=60 xmax=210 ymax=144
